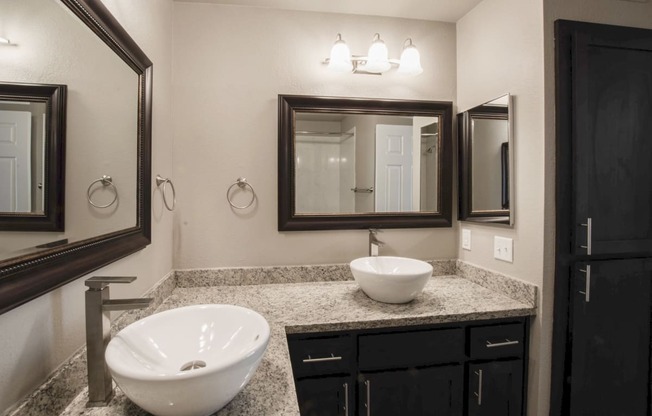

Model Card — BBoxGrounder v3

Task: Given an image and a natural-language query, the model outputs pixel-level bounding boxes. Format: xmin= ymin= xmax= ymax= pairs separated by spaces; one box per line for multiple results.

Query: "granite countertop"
xmin=61 ymin=275 xmax=536 ymax=416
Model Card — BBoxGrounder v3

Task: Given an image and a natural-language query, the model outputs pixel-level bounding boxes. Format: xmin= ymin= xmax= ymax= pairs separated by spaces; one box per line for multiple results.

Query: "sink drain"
xmin=180 ymin=360 xmax=206 ymax=372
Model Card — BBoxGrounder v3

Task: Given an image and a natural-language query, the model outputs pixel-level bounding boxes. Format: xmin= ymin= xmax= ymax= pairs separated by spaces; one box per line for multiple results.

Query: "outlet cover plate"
xmin=462 ymin=229 xmax=471 ymax=250
xmin=494 ymin=236 xmax=513 ymax=263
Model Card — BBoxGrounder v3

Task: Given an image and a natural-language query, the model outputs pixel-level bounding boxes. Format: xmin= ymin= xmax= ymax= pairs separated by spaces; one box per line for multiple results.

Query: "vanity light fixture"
xmin=324 ymin=33 xmax=423 ymax=76
xmin=0 ymin=37 xmax=11 ymax=45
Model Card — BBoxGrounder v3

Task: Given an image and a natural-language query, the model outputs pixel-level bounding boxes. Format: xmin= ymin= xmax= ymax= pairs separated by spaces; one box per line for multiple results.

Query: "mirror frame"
xmin=278 ymin=95 xmax=453 ymax=231
xmin=0 ymin=82 xmax=66 ymax=231
xmin=0 ymin=0 xmax=152 ymax=314
xmin=457 ymin=94 xmax=513 ymax=225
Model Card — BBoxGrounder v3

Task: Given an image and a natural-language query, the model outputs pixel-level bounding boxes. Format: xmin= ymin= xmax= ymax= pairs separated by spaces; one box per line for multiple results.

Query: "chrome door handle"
xmin=365 ymin=379 xmax=371 ymax=416
xmin=302 ymin=354 xmax=342 ymax=363
xmin=580 ymin=218 xmax=592 ymax=255
xmin=486 ymin=339 xmax=520 ymax=348
xmin=343 ymin=382 xmax=349 ymax=416
xmin=579 ymin=265 xmax=591 ymax=302
xmin=474 ymin=369 xmax=483 ymax=405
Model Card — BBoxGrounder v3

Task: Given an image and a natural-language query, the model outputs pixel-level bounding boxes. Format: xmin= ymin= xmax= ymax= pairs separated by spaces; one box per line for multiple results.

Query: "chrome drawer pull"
xmin=579 ymin=265 xmax=591 ymax=303
xmin=302 ymin=353 xmax=342 ymax=363
xmin=365 ymin=380 xmax=371 ymax=416
xmin=474 ymin=369 xmax=483 ymax=405
xmin=343 ymin=383 xmax=349 ymax=416
xmin=580 ymin=218 xmax=592 ymax=255
xmin=486 ymin=339 xmax=519 ymax=348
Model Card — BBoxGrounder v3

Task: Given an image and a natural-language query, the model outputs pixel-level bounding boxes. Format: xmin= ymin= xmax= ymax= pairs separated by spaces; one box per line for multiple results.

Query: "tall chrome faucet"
xmin=85 ymin=276 xmax=153 ymax=407
xmin=369 ymin=228 xmax=385 ymax=256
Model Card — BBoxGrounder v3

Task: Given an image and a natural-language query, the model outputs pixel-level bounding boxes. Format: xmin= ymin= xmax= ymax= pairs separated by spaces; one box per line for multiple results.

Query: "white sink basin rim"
xmin=105 ymin=304 xmax=270 ymax=416
xmin=350 ymin=256 xmax=433 ymax=303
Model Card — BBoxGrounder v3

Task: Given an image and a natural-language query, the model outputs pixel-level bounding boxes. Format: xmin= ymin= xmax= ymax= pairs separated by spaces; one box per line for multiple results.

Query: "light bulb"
xmin=397 ymin=39 xmax=423 ymax=76
xmin=363 ymin=33 xmax=391 ymax=73
xmin=327 ymin=34 xmax=352 ymax=73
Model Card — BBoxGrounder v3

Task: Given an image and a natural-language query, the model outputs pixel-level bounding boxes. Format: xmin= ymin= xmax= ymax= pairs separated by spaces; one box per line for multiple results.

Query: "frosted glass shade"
xmin=364 ymin=36 xmax=391 ymax=73
xmin=397 ymin=44 xmax=423 ymax=76
xmin=328 ymin=37 xmax=353 ymax=73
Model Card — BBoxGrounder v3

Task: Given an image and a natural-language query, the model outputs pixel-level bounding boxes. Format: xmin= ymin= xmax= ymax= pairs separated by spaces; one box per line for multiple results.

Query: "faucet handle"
xmin=85 ymin=276 xmax=137 ymax=290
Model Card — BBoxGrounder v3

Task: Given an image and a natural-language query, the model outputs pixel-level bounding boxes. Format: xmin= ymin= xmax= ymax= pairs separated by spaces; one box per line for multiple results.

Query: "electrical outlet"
xmin=494 ymin=236 xmax=513 ymax=263
xmin=462 ymin=229 xmax=471 ymax=250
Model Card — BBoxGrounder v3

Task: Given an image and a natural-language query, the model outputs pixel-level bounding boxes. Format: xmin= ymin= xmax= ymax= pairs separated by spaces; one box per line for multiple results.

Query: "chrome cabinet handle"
xmin=579 ymin=265 xmax=591 ymax=302
xmin=302 ymin=353 xmax=342 ymax=363
xmin=486 ymin=339 xmax=520 ymax=348
xmin=474 ymin=369 xmax=483 ymax=405
xmin=365 ymin=380 xmax=371 ymax=416
xmin=580 ymin=218 xmax=592 ymax=255
xmin=343 ymin=383 xmax=349 ymax=416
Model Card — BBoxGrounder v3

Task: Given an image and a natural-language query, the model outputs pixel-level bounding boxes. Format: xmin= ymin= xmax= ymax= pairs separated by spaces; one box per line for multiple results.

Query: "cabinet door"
xmin=571 ymin=24 xmax=652 ymax=256
xmin=296 ymin=376 xmax=352 ymax=416
xmin=358 ymin=365 xmax=463 ymax=416
xmin=467 ymin=360 xmax=523 ymax=416
xmin=569 ymin=259 xmax=652 ymax=415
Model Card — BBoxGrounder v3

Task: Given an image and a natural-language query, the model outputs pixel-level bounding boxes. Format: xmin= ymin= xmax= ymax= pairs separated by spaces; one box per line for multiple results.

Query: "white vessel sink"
xmin=105 ymin=304 xmax=270 ymax=416
xmin=350 ymin=256 xmax=433 ymax=303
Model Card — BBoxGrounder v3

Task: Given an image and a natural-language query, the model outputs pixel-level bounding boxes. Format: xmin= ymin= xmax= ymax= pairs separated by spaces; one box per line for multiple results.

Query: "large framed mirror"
xmin=457 ymin=94 xmax=513 ymax=224
xmin=0 ymin=82 xmax=66 ymax=231
xmin=278 ymin=95 xmax=453 ymax=231
xmin=0 ymin=0 xmax=152 ymax=314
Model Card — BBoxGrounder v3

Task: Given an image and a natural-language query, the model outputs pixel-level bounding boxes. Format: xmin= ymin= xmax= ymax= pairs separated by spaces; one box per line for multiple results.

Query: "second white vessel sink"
xmin=350 ymin=256 xmax=433 ymax=303
xmin=105 ymin=304 xmax=270 ymax=416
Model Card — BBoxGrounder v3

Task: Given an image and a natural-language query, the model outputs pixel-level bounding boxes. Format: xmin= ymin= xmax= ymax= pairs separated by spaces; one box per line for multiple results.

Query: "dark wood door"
xmin=296 ymin=376 xmax=352 ymax=416
xmin=358 ymin=365 xmax=463 ymax=416
xmin=568 ymin=258 xmax=652 ymax=415
xmin=570 ymin=22 xmax=652 ymax=256
xmin=467 ymin=360 xmax=523 ymax=416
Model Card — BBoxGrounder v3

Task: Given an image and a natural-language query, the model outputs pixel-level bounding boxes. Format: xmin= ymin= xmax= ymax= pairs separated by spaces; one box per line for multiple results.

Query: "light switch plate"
xmin=462 ymin=229 xmax=471 ymax=251
xmin=494 ymin=236 xmax=513 ymax=263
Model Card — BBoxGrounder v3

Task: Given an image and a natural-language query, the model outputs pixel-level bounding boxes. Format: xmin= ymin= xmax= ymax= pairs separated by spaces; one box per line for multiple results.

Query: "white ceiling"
xmin=173 ymin=0 xmax=485 ymax=23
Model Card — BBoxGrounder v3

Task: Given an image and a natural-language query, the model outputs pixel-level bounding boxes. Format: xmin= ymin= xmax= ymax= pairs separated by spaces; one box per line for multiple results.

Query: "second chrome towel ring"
xmin=156 ymin=175 xmax=176 ymax=211
xmin=87 ymin=175 xmax=118 ymax=208
xmin=227 ymin=177 xmax=256 ymax=209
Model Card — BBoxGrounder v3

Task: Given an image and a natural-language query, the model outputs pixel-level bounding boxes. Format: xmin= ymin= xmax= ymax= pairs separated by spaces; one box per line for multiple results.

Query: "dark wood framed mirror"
xmin=0 ymin=82 xmax=66 ymax=232
xmin=0 ymin=0 xmax=152 ymax=314
xmin=458 ymin=94 xmax=513 ymax=225
xmin=278 ymin=95 xmax=453 ymax=231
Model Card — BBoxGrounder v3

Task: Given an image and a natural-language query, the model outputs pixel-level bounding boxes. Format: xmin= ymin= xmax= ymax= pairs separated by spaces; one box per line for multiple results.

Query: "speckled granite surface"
xmin=456 ymin=260 xmax=538 ymax=307
xmin=58 ymin=276 xmax=535 ymax=416
xmin=174 ymin=259 xmax=457 ymax=287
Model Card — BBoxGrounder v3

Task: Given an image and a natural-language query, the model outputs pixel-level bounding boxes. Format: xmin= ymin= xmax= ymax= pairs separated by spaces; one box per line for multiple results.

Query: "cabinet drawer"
xmin=288 ymin=335 xmax=354 ymax=378
xmin=359 ymin=328 xmax=464 ymax=371
xmin=468 ymin=323 xmax=524 ymax=360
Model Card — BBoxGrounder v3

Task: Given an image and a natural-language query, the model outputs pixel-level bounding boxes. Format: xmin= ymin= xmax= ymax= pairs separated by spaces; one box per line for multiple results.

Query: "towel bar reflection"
xmin=156 ymin=175 xmax=176 ymax=211
xmin=227 ymin=177 xmax=256 ymax=209
xmin=87 ymin=175 xmax=118 ymax=208
xmin=351 ymin=187 xmax=374 ymax=193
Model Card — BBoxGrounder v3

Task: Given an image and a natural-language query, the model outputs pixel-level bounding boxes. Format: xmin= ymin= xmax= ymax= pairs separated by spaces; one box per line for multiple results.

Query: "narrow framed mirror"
xmin=279 ymin=95 xmax=453 ymax=231
xmin=0 ymin=82 xmax=66 ymax=231
xmin=457 ymin=94 xmax=513 ymax=225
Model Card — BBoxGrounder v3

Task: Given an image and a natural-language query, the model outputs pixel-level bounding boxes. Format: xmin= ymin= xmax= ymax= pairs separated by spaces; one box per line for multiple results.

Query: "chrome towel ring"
xmin=156 ymin=175 xmax=176 ymax=211
xmin=87 ymin=175 xmax=117 ymax=208
xmin=227 ymin=177 xmax=256 ymax=209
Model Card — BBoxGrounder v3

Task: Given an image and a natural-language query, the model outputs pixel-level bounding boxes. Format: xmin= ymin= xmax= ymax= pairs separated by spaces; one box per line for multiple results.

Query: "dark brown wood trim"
xmin=0 ymin=0 xmax=152 ymax=315
xmin=278 ymin=94 xmax=453 ymax=231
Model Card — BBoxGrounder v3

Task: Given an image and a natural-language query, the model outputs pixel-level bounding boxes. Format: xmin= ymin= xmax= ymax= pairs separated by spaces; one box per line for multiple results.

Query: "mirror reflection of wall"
xmin=0 ymin=0 xmax=138 ymax=259
xmin=295 ymin=112 xmax=439 ymax=215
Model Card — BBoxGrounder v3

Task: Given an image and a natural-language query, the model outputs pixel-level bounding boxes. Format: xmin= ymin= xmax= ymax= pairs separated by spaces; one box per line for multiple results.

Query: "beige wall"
xmin=0 ymin=0 xmax=175 ymax=413
xmin=456 ymin=0 xmax=546 ymax=414
xmin=172 ymin=4 xmax=458 ymax=268
xmin=541 ymin=1 xmax=652 ymax=415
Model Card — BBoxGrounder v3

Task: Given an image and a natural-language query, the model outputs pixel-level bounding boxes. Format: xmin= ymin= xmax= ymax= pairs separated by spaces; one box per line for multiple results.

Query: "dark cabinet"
xmin=568 ymin=259 xmax=652 ymax=415
xmin=468 ymin=361 xmax=523 ymax=416
xmin=358 ymin=365 xmax=463 ymax=416
xmin=296 ymin=376 xmax=352 ymax=416
xmin=288 ymin=318 xmax=528 ymax=416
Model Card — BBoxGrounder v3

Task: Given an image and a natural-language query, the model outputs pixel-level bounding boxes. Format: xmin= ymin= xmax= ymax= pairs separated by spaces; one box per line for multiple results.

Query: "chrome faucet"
xmin=369 ymin=229 xmax=385 ymax=256
xmin=85 ymin=276 xmax=153 ymax=407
